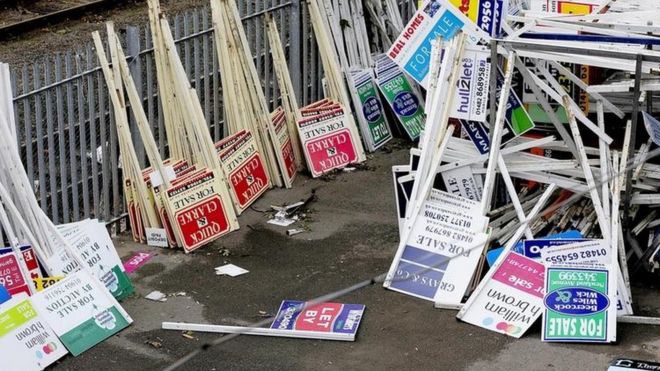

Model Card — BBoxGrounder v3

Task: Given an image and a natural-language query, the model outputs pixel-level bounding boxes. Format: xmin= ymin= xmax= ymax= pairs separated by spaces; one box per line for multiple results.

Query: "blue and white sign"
xmin=387 ymin=0 xmax=489 ymax=87
xmin=523 ymin=238 xmax=585 ymax=260
xmin=642 ymin=111 xmax=660 ymax=146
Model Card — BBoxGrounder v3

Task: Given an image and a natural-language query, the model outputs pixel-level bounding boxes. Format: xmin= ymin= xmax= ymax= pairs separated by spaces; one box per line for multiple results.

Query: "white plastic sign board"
xmin=457 ymin=251 xmax=545 ymax=338
xmin=608 ymin=359 xmax=660 ymax=371
xmin=442 ymin=165 xmax=483 ymax=201
xmin=386 ymin=190 xmax=489 ymax=305
xmin=387 ymin=0 xmax=489 ymax=86
xmin=145 ymin=228 xmax=169 ymax=247
xmin=451 ymin=46 xmax=491 ymax=122
xmin=31 ymin=270 xmax=132 ymax=356
xmin=0 ymin=294 xmax=68 ymax=371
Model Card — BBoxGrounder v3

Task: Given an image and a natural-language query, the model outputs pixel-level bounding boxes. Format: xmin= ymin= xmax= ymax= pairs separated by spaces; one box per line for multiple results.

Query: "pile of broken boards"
xmin=384 ymin=0 xmax=660 ymax=344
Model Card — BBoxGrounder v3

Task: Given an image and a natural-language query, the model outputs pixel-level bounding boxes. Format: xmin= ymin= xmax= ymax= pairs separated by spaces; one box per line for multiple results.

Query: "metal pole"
xmin=623 ymin=54 xmax=643 ymax=228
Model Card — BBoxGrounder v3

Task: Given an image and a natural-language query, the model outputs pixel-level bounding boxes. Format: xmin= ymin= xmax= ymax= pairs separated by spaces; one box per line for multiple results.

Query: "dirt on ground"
xmin=0 ymin=0 xmax=209 ymax=67
xmin=47 ymin=145 xmax=660 ymax=371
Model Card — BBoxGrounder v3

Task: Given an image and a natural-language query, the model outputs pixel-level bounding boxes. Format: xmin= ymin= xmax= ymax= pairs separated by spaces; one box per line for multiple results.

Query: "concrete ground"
xmin=51 ymin=144 xmax=660 ymax=371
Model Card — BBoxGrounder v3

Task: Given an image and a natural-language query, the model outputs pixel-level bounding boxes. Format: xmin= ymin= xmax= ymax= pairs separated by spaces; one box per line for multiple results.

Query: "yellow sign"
xmin=32 ymin=277 xmax=64 ymax=292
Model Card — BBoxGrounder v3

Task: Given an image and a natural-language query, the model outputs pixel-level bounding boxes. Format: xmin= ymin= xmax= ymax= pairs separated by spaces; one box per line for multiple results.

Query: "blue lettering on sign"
xmin=461 ymin=120 xmax=490 ymax=154
xmin=545 ymin=288 xmax=610 ymax=316
xmin=403 ymin=10 xmax=464 ymax=83
xmin=362 ymin=96 xmax=383 ymax=123
xmin=393 ymin=92 xmax=420 ymax=117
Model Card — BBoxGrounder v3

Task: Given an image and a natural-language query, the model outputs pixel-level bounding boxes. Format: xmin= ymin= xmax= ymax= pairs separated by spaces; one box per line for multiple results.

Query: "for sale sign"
xmin=164 ymin=168 xmax=238 ymax=252
xmin=31 ymin=270 xmax=132 ymax=356
xmin=298 ymin=102 xmax=360 ymax=177
xmin=387 ymin=0 xmax=489 ymax=86
xmin=457 ymin=251 xmax=545 ymax=338
xmin=270 ymin=300 xmax=365 ymax=339
xmin=543 ymin=267 xmax=612 ymax=342
xmin=350 ymin=68 xmax=393 ymax=151
xmin=0 ymin=246 xmax=42 ymax=282
xmin=269 ymin=108 xmax=298 ymax=187
xmin=218 ymin=130 xmax=271 ymax=211
xmin=385 ymin=190 xmax=489 ymax=305
xmin=375 ymin=55 xmax=426 ymax=141
xmin=0 ymin=295 xmax=68 ymax=370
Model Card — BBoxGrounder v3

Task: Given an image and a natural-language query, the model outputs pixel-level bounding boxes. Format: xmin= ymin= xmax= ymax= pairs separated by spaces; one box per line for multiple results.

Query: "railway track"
xmin=0 ymin=0 xmax=127 ymax=39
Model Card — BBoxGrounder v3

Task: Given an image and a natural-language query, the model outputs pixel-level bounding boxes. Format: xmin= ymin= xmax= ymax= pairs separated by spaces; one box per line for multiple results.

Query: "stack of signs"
xmin=143 ymin=159 xmax=190 ymax=248
xmin=54 ymin=220 xmax=134 ymax=301
xmin=386 ymin=0 xmax=489 ymax=87
xmin=216 ymin=130 xmax=271 ymax=212
xmin=457 ymin=251 xmax=545 ymax=337
xmin=385 ymin=189 xmax=490 ymax=306
xmin=123 ymin=177 xmax=144 ymax=243
xmin=297 ymin=100 xmax=361 ymax=177
xmin=446 ymin=0 xmax=506 ymax=37
xmin=0 ymin=294 xmax=67 ymax=370
xmin=348 ymin=68 xmax=393 ymax=151
xmin=270 ymin=300 xmax=365 ymax=341
xmin=32 ymin=270 xmax=132 ymax=356
xmin=163 ymin=168 xmax=239 ymax=252
xmin=0 ymin=245 xmax=41 ymax=297
xmin=540 ymin=240 xmax=618 ymax=342
xmin=374 ymin=54 xmax=426 ymax=141
xmin=269 ymin=108 xmax=298 ymax=188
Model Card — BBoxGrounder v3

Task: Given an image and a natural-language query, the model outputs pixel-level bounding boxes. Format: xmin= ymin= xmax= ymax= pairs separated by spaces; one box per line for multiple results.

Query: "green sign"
xmin=378 ymin=73 xmax=425 ymax=141
xmin=543 ymin=268 xmax=611 ymax=342
xmin=356 ymin=76 xmax=392 ymax=148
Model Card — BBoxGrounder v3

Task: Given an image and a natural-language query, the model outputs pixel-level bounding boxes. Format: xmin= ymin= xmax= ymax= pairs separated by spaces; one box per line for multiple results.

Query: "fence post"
xmin=289 ymin=0 xmax=303 ymax=106
xmin=126 ymin=25 xmax=146 ymax=167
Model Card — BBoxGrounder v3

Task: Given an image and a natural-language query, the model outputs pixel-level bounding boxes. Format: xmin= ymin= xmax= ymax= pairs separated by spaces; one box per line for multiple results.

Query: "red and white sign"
xmin=0 ymin=252 xmax=30 ymax=297
xmin=298 ymin=101 xmax=359 ymax=177
xmin=270 ymin=107 xmax=298 ymax=187
xmin=164 ymin=168 xmax=237 ymax=252
xmin=218 ymin=130 xmax=270 ymax=212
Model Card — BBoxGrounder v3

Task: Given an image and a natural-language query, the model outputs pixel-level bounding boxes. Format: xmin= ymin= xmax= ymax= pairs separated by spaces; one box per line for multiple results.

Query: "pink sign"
xmin=493 ymin=252 xmax=545 ymax=298
xmin=123 ymin=252 xmax=154 ymax=274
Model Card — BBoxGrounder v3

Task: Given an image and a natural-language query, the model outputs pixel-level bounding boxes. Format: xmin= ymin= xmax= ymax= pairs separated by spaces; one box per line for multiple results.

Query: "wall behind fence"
xmin=8 ymin=0 xmax=328 ymax=229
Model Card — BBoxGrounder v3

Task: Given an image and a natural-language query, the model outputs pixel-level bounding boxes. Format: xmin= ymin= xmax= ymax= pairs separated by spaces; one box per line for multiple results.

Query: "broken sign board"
xmin=446 ymin=0 xmax=506 ymax=37
xmin=375 ymin=55 xmax=426 ymax=141
xmin=457 ymin=251 xmax=545 ymax=338
xmin=0 ymin=294 xmax=68 ymax=370
xmin=269 ymin=108 xmax=298 ymax=188
xmin=31 ymin=270 xmax=132 ymax=356
xmin=385 ymin=190 xmax=490 ymax=306
xmin=543 ymin=267 xmax=614 ymax=342
xmin=298 ymin=101 xmax=360 ymax=177
xmin=218 ymin=130 xmax=271 ymax=212
xmin=392 ymin=165 xmax=412 ymax=235
xmin=386 ymin=0 xmax=489 ymax=86
xmin=270 ymin=300 xmax=365 ymax=340
xmin=349 ymin=68 xmax=393 ymax=151
xmin=164 ymin=168 xmax=238 ymax=252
